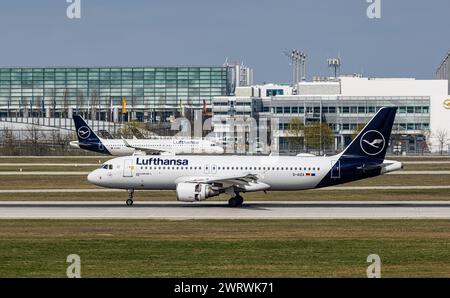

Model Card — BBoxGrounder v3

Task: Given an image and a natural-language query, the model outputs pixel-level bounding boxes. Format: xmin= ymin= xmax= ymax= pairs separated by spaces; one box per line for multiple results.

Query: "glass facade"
xmin=0 ymin=66 xmax=230 ymax=120
xmin=265 ymin=96 xmax=431 ymax=153
xmin=263 ymin=96 xmax=430 ymax=132
xmin=212 ymin=95 xmax=431 ymax=154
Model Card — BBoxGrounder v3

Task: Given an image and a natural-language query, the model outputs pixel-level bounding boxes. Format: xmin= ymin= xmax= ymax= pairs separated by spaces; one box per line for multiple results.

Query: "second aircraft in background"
xmin=69 ymin=115 xmax=224 ymax=156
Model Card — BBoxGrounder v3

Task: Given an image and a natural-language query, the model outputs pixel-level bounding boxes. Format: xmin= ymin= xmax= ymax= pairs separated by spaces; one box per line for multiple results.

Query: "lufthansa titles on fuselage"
xmin=136 ymin=157 xmax=189 ymax=166
xmin=172 ymin=140 xmax=200 ymax=145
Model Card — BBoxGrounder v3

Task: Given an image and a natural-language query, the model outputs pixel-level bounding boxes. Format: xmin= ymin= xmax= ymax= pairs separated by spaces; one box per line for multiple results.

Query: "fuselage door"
xmin=123 ymin=159 xmax=133 ymax=177
xmin=331 ymin=160 xmax=340 ymax=179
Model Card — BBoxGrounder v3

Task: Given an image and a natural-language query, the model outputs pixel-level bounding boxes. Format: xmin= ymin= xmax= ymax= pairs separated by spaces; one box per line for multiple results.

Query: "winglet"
xmin=121 ymin=138 xmax=167 ymax=155
xmin=122 ymin=137 xmax=132 ymax=148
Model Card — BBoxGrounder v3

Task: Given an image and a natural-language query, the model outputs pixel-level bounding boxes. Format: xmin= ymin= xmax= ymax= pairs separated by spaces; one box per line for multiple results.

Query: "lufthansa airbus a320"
xmin=87 ymin=107 xmax=402 ymax=207
xmin=70 ymin=114 xmax=224 ymax=156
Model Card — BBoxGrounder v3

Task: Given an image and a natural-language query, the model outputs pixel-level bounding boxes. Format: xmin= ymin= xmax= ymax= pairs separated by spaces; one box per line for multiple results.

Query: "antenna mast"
xmin=284 ymin=49 xmax=307 ymax=93
xmin=327 ymin=57 xmax=341 ymax=78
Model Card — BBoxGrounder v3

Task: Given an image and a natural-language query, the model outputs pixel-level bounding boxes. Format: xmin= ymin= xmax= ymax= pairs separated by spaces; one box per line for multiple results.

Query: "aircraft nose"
xmin=87 ymin=170 xmax=102 ymax=185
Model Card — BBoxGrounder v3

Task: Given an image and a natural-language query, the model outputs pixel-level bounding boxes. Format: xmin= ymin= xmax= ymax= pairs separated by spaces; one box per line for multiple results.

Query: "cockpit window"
xmin=109 ymin=164 xmax=113 ymax=170
xmin=101 ymin=164 xmax=113 ymax=170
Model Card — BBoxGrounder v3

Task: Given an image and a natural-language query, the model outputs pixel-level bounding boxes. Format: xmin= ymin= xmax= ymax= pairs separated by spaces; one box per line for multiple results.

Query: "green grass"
xmin=402 ymin=164 xmax=450 ymax=171
xmin=344 ymin=174 xmax=450 ymax=187
xmin=0 ymin=157 xmax=110 ymax=164
xmin=0 ymin=166 xmax=97 ymax=172
xmin=0 ymin=174 xmax=448 ymax=204
xmin=0 ymin=219 xmax=449 ymax=277
xmin=0 ymin=175 xmax=96 ymax=189
xmin=390 ymin=156 xmax=450 ymax=161
xmin=0 ymin=156 xmax=448 ymax=202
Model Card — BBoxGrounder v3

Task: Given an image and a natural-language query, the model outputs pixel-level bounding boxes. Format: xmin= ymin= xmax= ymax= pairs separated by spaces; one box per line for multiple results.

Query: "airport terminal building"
xmin=0 ymin=64 xmax=448 ymax=154
xmin=0 ymin=65 xmax=250 ymax=123
xmin=212 ymin=76 xmax=449 ymax=154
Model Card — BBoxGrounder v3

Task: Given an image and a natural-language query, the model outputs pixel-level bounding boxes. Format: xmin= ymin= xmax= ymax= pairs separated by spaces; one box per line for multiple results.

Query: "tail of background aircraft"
xmin=340 ymin=107 xmax=397 ymax=160
xmin=72 ymin=114 xmax=110 ymax=155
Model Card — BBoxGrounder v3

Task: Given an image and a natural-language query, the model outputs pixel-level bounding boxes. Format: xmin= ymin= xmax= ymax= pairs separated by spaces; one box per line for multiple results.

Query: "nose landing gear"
xmin=126 ymin=189 xmax=134 ymax=206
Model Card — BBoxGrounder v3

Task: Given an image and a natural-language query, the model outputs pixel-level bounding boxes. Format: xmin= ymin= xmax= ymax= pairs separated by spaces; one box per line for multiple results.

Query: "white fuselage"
xmin=71 ymin=138 xmax=224 ymax=156
xmin=87 ymin=154 xmax=401 ymax=192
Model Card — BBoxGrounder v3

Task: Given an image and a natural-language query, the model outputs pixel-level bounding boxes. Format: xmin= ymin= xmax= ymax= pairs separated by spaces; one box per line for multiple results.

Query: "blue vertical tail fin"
xmin=341 ymin=107 xmax=397 ymax=160
xmin=73 ymin=114 xmax=102 ymax=143
xmin=316 ymin=107 xmax=398 ymax=189
xmin=72 ymin=114 xmax=110 ymax=154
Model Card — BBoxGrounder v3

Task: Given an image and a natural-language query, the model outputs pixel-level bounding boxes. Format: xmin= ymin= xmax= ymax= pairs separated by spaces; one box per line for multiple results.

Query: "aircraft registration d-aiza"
xmin=87 ymin=107 xmax=402 ymax=206
xmin=70 ymin=115 xmax=224 ymax=156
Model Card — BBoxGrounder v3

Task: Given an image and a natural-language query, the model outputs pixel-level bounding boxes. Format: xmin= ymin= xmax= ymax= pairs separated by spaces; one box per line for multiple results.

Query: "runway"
xmin=1 ymin=201 xmax=450 ymax=219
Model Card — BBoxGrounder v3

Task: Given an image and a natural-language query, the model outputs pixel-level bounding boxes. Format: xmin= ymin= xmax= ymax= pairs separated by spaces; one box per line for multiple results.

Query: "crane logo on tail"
xmin=363 ymin=139 xmax=383 ymax=148
xmin=360 ymin=130 xmax=385 ymax=155
xmin=77 ymin=126 xmax=91 ymax=140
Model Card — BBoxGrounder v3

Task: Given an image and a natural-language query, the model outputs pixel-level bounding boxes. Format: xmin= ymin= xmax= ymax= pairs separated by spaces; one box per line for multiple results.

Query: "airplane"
xmin=69 ymin=114 xmax=224 ymax=156
xmin=87 ymin=107 xmax=402 ymax=207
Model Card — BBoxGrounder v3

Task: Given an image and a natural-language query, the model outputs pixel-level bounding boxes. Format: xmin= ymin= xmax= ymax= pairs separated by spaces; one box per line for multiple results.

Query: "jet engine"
xmin=176 ymin=182 xmax=220 ymax=202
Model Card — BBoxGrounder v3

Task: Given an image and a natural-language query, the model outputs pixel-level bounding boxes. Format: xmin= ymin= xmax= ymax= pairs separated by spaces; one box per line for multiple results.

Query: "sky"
xmin=0 ymin=0 xmax=448 ymax=83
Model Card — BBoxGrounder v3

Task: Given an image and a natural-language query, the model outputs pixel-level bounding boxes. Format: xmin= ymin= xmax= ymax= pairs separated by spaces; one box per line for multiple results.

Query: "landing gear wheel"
xmin=236 ymin=195 xmax=244 ymax=206
xmin=126 ymin=189 xmax=134 ymax=206
xmin=228 ymin=195 xmax=244 ymax=207
xmin=228 ymin=197 xmax=238 ymax=207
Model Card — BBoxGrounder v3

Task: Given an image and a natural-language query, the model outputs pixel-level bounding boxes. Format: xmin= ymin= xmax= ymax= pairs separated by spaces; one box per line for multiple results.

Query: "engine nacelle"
xmin=176 ymin=182 xmax=220 ymax=202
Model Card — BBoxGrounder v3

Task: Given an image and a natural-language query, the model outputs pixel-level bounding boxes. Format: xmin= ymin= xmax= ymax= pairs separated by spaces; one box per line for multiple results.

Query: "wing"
xmin=177 ymin=174 xmax=270 ymax=192
xmin=185 ymin=173 xmax=258 ymax=185
xmin=122 ymin=138 xmax=172 ymax=155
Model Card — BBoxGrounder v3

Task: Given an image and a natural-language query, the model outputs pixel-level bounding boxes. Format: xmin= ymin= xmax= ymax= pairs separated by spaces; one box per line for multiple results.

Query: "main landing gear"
xmin=228 ymin=194 xmax=244 ymax=207
xmin=126 ymin=189 xmax=134 ymax=206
